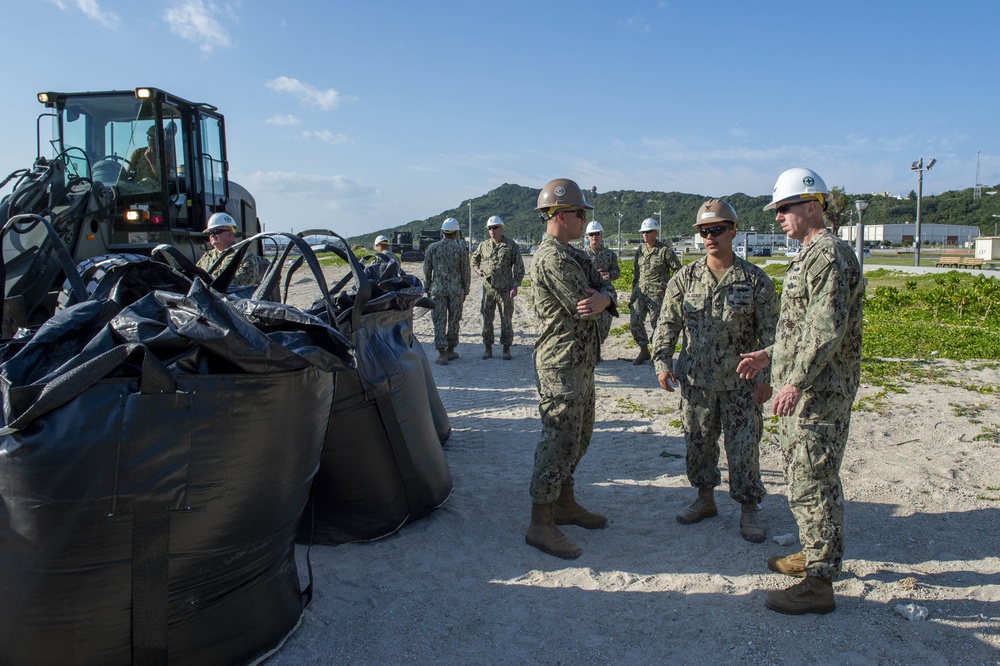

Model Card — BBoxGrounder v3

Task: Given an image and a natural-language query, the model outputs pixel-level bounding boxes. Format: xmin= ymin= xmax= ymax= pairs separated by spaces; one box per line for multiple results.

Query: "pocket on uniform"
xmin=797 ymin=419 xmax=846 ymax=479
xmin=537 ymin=366 xmax=583 ymax=401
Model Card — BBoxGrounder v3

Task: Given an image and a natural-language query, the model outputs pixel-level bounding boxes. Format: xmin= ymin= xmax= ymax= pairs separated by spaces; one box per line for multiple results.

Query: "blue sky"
xmin=3 ymin=1 xmax=999 ymax=237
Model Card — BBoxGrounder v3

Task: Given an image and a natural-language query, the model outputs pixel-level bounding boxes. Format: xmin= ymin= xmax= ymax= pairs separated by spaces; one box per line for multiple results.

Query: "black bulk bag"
xmin=0 ymin=238 xmax=353 ymax=665
xmin=284 ymin=231 xmax=453 ymax=545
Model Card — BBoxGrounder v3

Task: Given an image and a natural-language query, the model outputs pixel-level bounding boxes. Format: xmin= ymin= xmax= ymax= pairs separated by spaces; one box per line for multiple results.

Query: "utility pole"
xmin=911 ymin=157 xmax=936 ymax=267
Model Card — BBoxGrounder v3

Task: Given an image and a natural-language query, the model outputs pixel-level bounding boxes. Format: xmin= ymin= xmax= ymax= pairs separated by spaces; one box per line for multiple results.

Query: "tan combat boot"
xmin=481 ymin=345 xmax=493 ymax=360
xmin=632 ymin=345 xmax=651 ymax=365
xmin=446 ymin=346 xmax=459 ymax=361
xmin=502 ymin=345 xmax=512 ymax=360
xmin=765 ymin=576 xmax=836 ymax=615
xmin=554 ymin=484 xmax=607 ymax=529
xmin=525 ymin=503 xmax=582 ymax=559
xmin=740 ymin=502 xmax=766 ymax=543
xmin=676 ymin=486 xmax=717 ymax=524
xmin=435 ymin=349 xmax=449 ymax=365
xmin=767 ymin=551 xmax=807 ymax=577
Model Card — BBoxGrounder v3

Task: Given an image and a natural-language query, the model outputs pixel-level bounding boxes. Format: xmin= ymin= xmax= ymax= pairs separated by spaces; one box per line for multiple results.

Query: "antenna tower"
xmin=974 ymin=151 xmax=982 ymax=200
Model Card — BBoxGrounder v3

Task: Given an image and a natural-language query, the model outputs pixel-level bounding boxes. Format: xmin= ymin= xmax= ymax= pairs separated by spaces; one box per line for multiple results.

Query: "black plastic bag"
xmin=289 ymin=230 xmax=453 ymax=544
xmin=0 ymin=236 xmax=353 ymax=666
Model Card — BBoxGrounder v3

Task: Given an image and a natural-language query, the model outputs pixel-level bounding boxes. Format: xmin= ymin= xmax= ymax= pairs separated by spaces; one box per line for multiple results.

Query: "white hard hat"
xmin=486 ymin=215 xmax=504 ymax=228
xmin=374 ymin=235 xmax=389 ymax=245
xmin=441 ymin=217 xmax=461 ymax=232
xmin=206 ymin=212 xmax=237 ymax=233
xmin=586 ymin=220 xmax=604 ymax=234
xmin=764 ymin=167 xmax=830 ymax=211
xmin=639 ymin=218 xmax=659 ymax=233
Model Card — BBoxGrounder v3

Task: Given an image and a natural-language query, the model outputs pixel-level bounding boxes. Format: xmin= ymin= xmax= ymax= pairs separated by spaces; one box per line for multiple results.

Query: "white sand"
xmin=268 ymin=260 xmax=1000 ymax=665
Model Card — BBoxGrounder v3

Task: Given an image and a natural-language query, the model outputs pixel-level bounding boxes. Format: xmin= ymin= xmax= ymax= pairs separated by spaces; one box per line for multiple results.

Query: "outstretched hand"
xmin=737 ymin=350 xmax=770 ymax=381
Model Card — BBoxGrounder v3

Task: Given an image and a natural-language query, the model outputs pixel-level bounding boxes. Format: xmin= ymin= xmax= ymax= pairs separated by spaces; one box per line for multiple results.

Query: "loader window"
xmin=200 ymin=116 xmax=226 ymax=201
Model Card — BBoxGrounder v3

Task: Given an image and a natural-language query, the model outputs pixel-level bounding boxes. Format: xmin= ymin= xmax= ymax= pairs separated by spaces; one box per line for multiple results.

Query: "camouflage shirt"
xmin=653 ymin=256 xmax=778 ymax=390
xmin=196 ymin=247 xmax=264 ymax=287
xmin=583 ymin=245 xmax=621 ymax=281
xmin=471 ymin=236 xmax=525 ymax=291
xmin=377 ymin=250 xmax=399 ymax=264
xmin=770 ymin=229 xmax=863 ymax=398
xmin=531 ymin=233 xmax=618 ymax=370
xmin=423 ymin=238 xmax=471 ymax=297
xmin=632 ymin=241 xmax=682 ymax=297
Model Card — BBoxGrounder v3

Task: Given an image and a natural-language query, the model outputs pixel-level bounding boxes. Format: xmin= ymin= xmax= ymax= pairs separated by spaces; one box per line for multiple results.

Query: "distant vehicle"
xmin=785 ymin=248 xmax=800 ymax=257
xmin=752 ymin=247 xmax=772 ymax=257
xmin=863 ymin=248 xmax=872 ymax=257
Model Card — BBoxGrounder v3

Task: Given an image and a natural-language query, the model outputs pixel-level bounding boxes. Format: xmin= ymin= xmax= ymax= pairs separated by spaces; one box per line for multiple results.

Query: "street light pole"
xmin=911 ymin=157 xmax=936 ymax=267
xmin=992 ymin=214 xmax=1000 ymax=237
xmin=617 ymin=210 xmax=623 ymax=256
xmin=855 ymin=199 xmax=869 ymax=271
xmin=467 ymin=200 xmax=472 ymax=248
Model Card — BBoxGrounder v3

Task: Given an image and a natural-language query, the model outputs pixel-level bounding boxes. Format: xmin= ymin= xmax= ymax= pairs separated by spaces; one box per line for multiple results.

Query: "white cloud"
xmin=164 ymin=0 xmax=233 ymax=54
xmin=240 ymin=170 xmax=376 ymax=201
xmin=77 ymin=0 xmax=120 ymax=28
xmin=265 ymin=114 xmax=301 ymax=126
xmin=621 ymin=14 xmax=651 ymax=34
xmin=303 ymin=130 xmax=348 ymax=144
xmin=47 ymin=0 xmax=120 ymax=29
xmin=265 ymin=77 xmax=358 ymax=110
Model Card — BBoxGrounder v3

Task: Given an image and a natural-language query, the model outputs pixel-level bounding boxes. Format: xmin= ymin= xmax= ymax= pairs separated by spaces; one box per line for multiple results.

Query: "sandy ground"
xmin=267 ymin=259 xmax=1000 ymax=666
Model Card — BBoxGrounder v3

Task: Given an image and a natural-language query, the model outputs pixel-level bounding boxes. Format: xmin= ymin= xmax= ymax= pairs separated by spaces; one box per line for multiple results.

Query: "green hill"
xmin=348 ymin=182 xmax=1000 ymax=248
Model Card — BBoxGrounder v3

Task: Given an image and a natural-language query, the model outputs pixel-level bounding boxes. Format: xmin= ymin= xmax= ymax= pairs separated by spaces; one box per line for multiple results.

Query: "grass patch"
xmin=608 ymin=323 xmax=630 ymax=338
xmin=613 ymin=397 xmax=666 ymax=419
xmin=951 ymin=402 xmax=990 ymax=423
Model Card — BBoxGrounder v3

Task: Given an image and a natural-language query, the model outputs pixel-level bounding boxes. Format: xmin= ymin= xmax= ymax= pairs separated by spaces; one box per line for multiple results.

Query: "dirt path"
xmin=270 ymin=259 xmax=1000 ymax=665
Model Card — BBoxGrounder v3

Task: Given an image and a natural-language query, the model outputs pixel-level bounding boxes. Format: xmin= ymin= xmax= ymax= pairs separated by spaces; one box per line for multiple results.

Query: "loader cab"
xmin=36 ymin=87 xmax=253 ymax=252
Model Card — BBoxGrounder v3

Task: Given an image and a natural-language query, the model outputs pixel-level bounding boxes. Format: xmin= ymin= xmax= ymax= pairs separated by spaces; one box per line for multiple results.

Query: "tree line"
xmin=350 ymin=182 xmax=1000 ymax=247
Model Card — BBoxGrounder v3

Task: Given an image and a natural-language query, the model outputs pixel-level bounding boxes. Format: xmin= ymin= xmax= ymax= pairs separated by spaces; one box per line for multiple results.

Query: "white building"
xmin=837 ymin=223 xmax=979 ymax=247
xmin=974 ymin=237 xmax=1000 ymax=261
xmin=693 ymin=231 xmax=791 ymax=253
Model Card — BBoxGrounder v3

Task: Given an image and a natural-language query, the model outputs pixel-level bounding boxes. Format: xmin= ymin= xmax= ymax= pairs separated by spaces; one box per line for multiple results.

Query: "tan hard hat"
xmin=535 ymin=178 xmax=594 ymax=214
xmin=694 ymin=199 xmax=738 ymax=227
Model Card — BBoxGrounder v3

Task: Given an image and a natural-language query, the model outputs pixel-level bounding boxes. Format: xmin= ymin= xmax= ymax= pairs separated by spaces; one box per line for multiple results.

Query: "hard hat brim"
xmin=694 ymin=218 xmax=737 ymax=228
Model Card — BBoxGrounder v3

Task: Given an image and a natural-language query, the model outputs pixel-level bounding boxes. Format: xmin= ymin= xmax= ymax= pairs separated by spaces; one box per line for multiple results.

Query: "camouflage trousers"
xmin=597 ymin=311 xmax=613 ymax=345
xmin=530 ymin=363 xmax=596 ymax=504
xmin=779 ymin=390 xmax=853 ymax=579
xmin=430 ymin=290 xmax=466 ymax=351
xmin=680 ymin=384 xmax=765 ymax=504
xmin=629 ymin=291 xmax=663 ymax=347
xmin=480 ymin=285 xmax=514 ymax=347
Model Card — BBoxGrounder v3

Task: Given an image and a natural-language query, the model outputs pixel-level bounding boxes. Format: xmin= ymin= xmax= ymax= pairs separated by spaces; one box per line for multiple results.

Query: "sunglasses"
xmin=207 ymin=229 xmax=231 ymax=237
xmin=775 ymin=200 xmax=810 ymax=215
xmin=587 ymin=232 xmax=602 ymax=237
xmin=697 ymin=225 xmax=733 ymax=238
xmin=561 ymin=209 xmax=586 ymax=220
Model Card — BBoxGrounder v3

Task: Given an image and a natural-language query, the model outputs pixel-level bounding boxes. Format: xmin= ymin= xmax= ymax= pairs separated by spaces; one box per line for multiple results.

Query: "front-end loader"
xmin=1 ymin=87 xmax=262 ymax=337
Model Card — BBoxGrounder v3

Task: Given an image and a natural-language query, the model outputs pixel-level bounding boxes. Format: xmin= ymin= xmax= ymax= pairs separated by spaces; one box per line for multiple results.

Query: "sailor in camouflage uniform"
xmin=423 ymin=217 xmax=471 ymax=365
xmin=583 ymin=220 xmax=620 ymax=351
xmin=525 ymin=178 xmax=618 ymax=559
xmin=196 ymin=212 xmax=266 ymax=288
xmin=630 ymin=217 xmax=682 ymax=365
xmin=653 ymin=199 xmax=778 ymax=543
xmin=471 ymin=215 xmax=525 ymax=360
xmin=373 ymin=235 xmax=400 ymax=263
xmin=737 ymin=168 xmax=863 ymax=615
